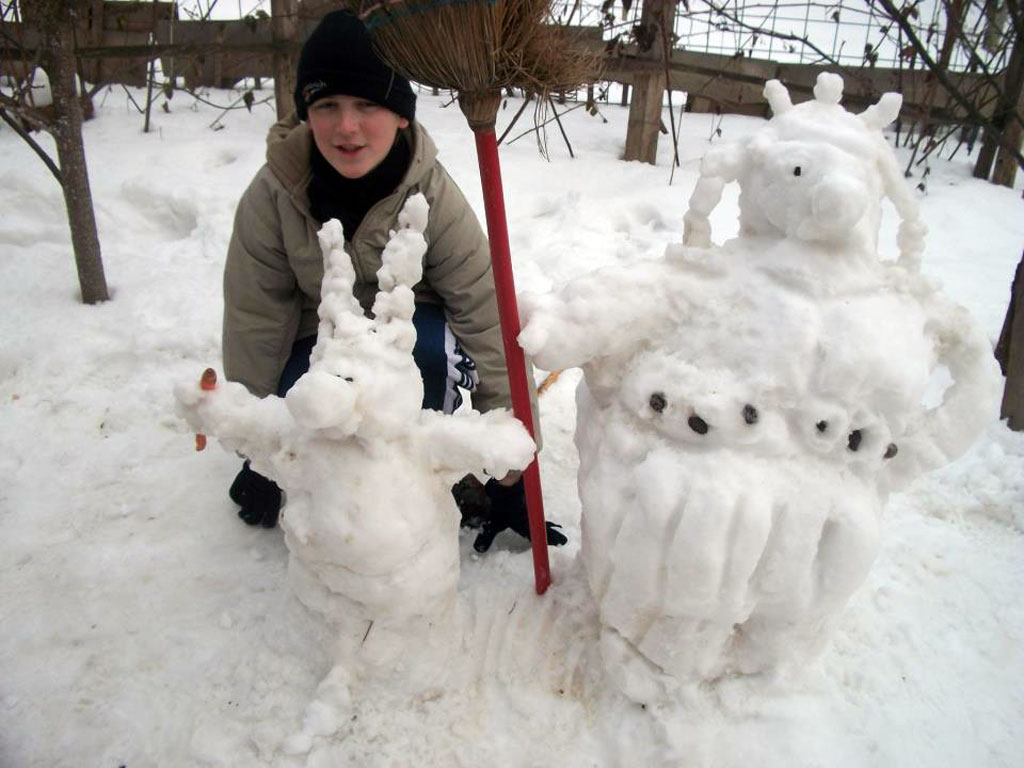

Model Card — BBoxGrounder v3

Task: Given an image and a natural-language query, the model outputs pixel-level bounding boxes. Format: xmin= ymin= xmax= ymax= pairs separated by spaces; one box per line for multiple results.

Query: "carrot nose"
xmin=200 ymin=368 xmax=218 ymax=391
xmin=196 ymin=368 xmax=218 ymax=451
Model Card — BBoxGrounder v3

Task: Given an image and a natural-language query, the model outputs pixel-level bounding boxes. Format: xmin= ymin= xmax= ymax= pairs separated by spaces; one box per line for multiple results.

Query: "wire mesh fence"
xmin=550 ymin=0 xmax=1014 ymax=74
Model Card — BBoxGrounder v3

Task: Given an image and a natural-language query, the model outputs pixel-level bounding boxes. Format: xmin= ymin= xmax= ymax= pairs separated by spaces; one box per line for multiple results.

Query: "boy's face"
xmin=307 ymin=94 xmax=409 ymax=179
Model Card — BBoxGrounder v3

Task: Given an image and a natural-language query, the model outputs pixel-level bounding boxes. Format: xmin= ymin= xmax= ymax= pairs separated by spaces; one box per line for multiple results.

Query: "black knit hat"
xmin=293 ymin=10 xmax=416 ymax=123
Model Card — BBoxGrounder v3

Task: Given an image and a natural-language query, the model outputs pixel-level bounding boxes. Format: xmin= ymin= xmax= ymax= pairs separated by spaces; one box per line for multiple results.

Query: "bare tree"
xmin=868 ymin=0 xmax=1023 ymax=186
xmin=3 ymin=0 xmax=108 ymax=304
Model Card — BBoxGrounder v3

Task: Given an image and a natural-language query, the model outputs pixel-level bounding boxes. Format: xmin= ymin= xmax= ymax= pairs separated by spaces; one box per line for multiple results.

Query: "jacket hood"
xmin=265 ymin=112 xmax=439 ymax=214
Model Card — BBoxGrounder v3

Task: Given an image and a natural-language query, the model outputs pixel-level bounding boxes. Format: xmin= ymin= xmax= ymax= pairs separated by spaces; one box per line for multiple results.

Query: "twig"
xmin=121 ymin=84 xmax=145 ymax=114
xmin=701 ymin=0 xmax=858 ymax=81
xmin=537 ymin=370 xmax=564 ymax=395
xmin=547 ymin=97 xmax=575 ymax=158
xmin=506 ymin=102 xmax=586 ymax=146
xmin=661 ymin=11 xmax=681 ymax=183
xmin=208 ymin=89 xmax=272 ymax=129
xmin=497 ymin=94 xmax=533 ymax=145
xmin=143 ymin=40 xmax=158 ymax=133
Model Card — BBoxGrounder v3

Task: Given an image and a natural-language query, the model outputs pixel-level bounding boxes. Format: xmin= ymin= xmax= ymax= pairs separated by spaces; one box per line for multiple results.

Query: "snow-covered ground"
xmin=0 ymin=83 xmax=1022 ymax=767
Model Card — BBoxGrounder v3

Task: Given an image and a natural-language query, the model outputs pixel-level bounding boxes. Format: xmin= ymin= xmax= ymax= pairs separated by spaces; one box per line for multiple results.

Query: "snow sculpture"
xmin=519 ymin=73 xmax=1001 ymax=699
xmin=175 ymin=194 xmax=536 ymax=746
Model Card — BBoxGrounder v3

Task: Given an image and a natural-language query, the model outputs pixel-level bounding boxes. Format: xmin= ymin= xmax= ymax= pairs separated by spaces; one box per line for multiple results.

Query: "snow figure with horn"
xmin=519 ymin=73 xmax=1001 ymax=700
xmin=175 ymin=194 xmax=536 ymax=748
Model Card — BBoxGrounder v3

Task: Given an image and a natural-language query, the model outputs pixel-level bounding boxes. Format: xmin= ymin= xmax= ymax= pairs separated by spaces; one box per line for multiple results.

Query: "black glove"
xmin=228 ymin=461 xmax=282 ymax=529
xmin=473 ymin=477 xmax=567 ymax=553
xmin=452 ymin=474 xmax=489 ymax=529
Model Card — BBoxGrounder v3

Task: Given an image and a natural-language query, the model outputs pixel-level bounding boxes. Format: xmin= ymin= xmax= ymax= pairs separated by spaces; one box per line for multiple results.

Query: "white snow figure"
xmin=519 ymin=73 xmax=1002 ymax=700
xmin=175 ymin=194 xmax=535 ymax=747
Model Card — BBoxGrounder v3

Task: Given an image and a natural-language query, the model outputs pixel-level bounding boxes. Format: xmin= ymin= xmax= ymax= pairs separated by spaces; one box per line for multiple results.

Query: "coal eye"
xmin=649 ymin=392 xmax=667 ymax=413
xmin=793 ymin=166 xmax=802 ymax=176
xmin=848 ymin=429 xmax=863 ymax=451
xmin=742 ymin=404 xmax=759 ymax=425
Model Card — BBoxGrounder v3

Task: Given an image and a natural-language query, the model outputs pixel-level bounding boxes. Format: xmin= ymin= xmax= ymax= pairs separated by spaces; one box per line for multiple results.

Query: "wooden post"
xmin=213 ymin=22 xmax=224 ymax=87
xmin=997 ymin=253 xmax=1024 ymax=429
xmin=623 ymin=0 xmax=675 ymax=164
xmin=624 ymin=71 xmax=666 ymax=163
xmin=271 ymin=0 xmax=298 ymax=120
xmin=88 ymin=0 xmax=104 ymax=84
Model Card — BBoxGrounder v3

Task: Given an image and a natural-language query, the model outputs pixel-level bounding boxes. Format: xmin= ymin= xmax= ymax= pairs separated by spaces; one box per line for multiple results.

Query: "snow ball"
xmin=805 ymin=172 xmax=869 ymax=237
xmin=317 ymin=218 xmax=345 ymax=253
xmin=813 ymin=72 xmax=844 ymax=104
xmin=397 ymin=192 xmax=429 ymax=232
xmin=285 ymin=370 xmax=360 ymax=434
xmin=372 ymin=285 xmax=416 ymax=322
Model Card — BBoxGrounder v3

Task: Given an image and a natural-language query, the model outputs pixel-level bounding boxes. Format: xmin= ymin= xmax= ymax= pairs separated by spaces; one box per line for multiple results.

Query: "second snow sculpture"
xmin=520 ymin=74 xmax=1001 ymax=698
xmin=176 ymin=194 xmax=536 ymax=740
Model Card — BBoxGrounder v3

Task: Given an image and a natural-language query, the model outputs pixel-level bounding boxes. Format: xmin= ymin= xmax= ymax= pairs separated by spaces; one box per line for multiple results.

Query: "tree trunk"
xmin=42 ymin=3 xmax=109 ymax=304
xmin=992 ymin=105 xmax=1023 ymax=186
xmin=992 ymin=30 xmax=1024 ymax=187
xmin=975 ymin=23 xmax=1024 ymax=184
xmin=997 ymin=253 xmax=1024 ymax=430
xmin=271 ymin=0 xmax=298 ymax=120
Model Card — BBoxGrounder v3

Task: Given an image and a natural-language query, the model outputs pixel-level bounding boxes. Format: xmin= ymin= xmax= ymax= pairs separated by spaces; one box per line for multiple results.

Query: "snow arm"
xmin=174 ymin=371 xmax=293 ymax=461
xmin=883 ymin=296 xmax=1002 ymax=490
xmin=682 ymin=140 xmax=745 ymax=248
xmin=519 ymin=262 xmax=683 ymax=371
xmin=418 ymin=409 xmax=536 ymax=480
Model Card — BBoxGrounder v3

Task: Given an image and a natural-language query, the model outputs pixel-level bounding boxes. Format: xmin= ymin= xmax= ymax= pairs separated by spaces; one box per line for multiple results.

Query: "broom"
xmin=349 ymin=0 xmax=600 ymax=595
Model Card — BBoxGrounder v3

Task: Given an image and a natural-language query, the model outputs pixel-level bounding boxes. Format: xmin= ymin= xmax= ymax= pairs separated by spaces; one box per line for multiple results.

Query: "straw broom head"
xmin=344 ymin=0 xmax=603 ymax=129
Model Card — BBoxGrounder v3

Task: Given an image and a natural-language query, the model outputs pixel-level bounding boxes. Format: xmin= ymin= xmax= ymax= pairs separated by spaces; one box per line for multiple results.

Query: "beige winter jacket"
xmin=222 ymin=115 xmax=537 ymax=432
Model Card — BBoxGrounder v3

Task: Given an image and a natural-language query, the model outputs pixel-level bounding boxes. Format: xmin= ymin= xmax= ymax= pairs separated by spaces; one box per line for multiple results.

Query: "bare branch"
xmin=0 ymin=104 xmax=62 ymax=185
xmin=0 ymin=89 xmax=51 ymax=130
xmin=872 ymin=0 xmax=1024 ymax=168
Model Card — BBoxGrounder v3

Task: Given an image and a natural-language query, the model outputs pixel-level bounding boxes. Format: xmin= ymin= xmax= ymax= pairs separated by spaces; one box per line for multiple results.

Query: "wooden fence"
xmin=0 ymin=1 xmax=1001 ymax=125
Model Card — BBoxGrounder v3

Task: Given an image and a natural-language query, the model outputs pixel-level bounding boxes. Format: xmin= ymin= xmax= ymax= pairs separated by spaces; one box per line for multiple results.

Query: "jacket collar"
xmin=265 ymin=112 xmax=439 ymax=216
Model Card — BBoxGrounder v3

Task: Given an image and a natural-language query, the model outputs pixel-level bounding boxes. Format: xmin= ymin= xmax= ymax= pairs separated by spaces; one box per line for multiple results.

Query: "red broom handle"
xmin=473 ymin=128 xmax=551 ymax=596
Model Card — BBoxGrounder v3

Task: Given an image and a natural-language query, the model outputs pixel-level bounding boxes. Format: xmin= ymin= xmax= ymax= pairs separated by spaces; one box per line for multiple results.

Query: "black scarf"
xmin=307 ymin=133 xmax=412 ymax=241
